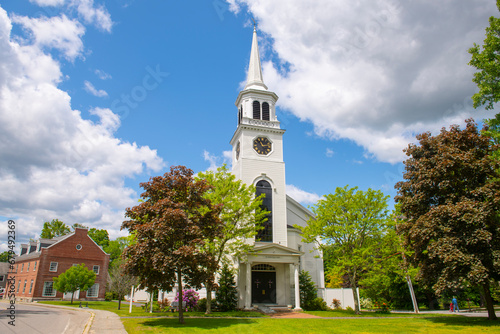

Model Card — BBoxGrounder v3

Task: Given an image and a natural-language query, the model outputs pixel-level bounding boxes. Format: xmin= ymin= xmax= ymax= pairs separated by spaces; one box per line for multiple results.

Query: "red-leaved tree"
xmin=395 ymin=119 xmax=500 ymax=320
xmin=121 ymin=165 xmax=224 ymax=324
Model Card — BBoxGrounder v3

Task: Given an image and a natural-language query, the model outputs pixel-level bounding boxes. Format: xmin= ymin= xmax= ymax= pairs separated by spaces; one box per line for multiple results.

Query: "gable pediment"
xmin=251 ymin=244 xmax=303 ymax=256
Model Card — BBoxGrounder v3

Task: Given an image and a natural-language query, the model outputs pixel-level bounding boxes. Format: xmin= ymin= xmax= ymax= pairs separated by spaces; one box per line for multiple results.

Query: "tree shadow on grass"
xmin=141 ymin=317 xmax=258 ymax=330
xmin=425 ymin=316 xmax=500 ymax=328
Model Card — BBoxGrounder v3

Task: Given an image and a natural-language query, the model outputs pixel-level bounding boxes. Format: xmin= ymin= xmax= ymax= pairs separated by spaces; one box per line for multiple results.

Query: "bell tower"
xmin=230 ymin=27 xmax=287 ymax=246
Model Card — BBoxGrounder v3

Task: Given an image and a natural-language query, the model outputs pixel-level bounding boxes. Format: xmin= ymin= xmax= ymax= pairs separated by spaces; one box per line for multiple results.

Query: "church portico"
xmin=239 ymin=244 xmax=303 ymax=310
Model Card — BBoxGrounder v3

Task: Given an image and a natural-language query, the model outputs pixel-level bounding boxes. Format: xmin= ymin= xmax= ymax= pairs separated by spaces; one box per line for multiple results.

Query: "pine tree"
xmin=215 ymin=263 xmax=238 ymax=312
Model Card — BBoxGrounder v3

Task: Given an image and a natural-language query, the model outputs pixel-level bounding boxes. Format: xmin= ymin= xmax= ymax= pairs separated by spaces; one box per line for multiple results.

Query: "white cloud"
xmin=29 ymin=0 xmax=65 ymax=6
xmin=0 ymin=7 xmax=163 ymax=251
xmin=70 ymin=0 xmax=113 ymax=32
xmin=203 ymin=150 xmax=232 ymax=171
xmin=84 ymin=80 xmax=108 ymax=97
xmin=12 ymin=14 xmax=85 ymax=61
xmin=95 ymin=69 xmax=111 ymax=80
xmin=231 ymin=0 xmax=494 ymax=163
xmin=286 ymin=184 xmax=321 ymax=206
xmin=326 ymin=148 xmax=334 ymax=158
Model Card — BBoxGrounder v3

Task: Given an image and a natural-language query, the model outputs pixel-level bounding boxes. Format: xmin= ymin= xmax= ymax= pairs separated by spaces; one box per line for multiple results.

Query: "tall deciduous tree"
xmin=53 ymin=264 xmax=96 ymax=304
xmin=121 ymin=165 xmax=224 ymax=324
xmin=40 ymin=219 xmax=70 ymax=239
xmin=104 ymin=235 xmax=134 ymax=269
xmin=395 ymin=119 xmax=500 ymax=320
xmin=88 ymin=228 xmax=110 ymax=249
xmin=468 ymin=0 xmax=500 ymax=110
xmin=298 ymin=185 xmax=390 ymax=314
xmin=196 ymin=164 xmax=267 ymax=313
xmin=107 ymin=259 xmax=138 ymax=310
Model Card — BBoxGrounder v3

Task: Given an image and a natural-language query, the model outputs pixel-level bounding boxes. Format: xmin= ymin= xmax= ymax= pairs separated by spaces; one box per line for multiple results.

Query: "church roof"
xmin=244 ymin=27 xmax=268 ymax=91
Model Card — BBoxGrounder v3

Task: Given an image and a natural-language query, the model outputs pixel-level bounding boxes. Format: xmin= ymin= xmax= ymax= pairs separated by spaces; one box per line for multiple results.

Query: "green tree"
xmin=40 ymin=219 xmax=70 ymax=239
xmin=468 ymin=0 xmax=500 ymax=110
xmin=299 ymin=270 xmax=318 ymax=310
xmin=53 ymin=264 xmax=96 ymax=304
xmin=107 ymin=259 xmax=137 ymax=310
xmin=196 ymin=164 xmax=267 ymax=313
xmin=395 ymin=120 xmax=500 ymax=320
xmin=104 ymin=235 xmax=134 ymax=268
xmin=88 ymin=228 xmax=110 ymax=249
xmin=0 ymin=251 xmax=10 ymax=262
xmin=214 ymin=263 xmax=238 ymax=312
xmin=297 ymin=185 xmax=390 ymax=314
xmin=122 ymin=165 xmax=224 ymax=324
xmin=71 ymin=223 xmax=87 ymax=230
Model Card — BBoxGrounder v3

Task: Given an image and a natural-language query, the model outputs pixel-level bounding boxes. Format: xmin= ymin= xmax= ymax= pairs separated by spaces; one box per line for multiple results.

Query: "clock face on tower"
xmin=253 ymin=136 xmax=272 ymax=155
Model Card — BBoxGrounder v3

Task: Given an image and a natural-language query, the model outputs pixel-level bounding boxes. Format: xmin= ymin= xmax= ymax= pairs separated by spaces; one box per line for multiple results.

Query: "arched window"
xmin=262 ymin=102 xmax=270 ymax=121
xmin=253 ymin=101 xmax=261 ymax=120
xmin=256 ymin=180 xmax=272 ymax=242
xmin=252 ymin=264 xmax=276 ymax=271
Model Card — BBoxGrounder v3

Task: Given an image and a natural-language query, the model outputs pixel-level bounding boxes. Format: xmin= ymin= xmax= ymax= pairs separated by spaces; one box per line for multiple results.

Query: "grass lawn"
xmin=121 ymin=316 xmax=500 ymax=334
xmin=38 ymin=300 xmax=265 ymax=318
xmin=303 ymin=309 xmax=452 ymax=317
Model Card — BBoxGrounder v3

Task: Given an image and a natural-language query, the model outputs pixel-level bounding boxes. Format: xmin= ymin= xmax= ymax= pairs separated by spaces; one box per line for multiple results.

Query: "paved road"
xmin=0 ymin=302 xmax=91 ymax=334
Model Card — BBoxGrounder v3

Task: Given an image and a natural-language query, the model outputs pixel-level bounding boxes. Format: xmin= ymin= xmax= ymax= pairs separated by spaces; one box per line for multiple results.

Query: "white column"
xmin=294 ymin=264 xmax=301 ymax=310
xmin=245 ymin=262 xmax=252 ymax=310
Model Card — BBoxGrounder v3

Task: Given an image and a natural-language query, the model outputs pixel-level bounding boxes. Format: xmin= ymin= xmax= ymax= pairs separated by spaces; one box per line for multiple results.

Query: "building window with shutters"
xmin=29 ymin=280 xmax=34 ymax=294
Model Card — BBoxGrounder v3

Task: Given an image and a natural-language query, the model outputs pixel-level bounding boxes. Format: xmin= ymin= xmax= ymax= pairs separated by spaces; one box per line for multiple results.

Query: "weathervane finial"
xmin=251 ymin=17 xmax=257 ymax=31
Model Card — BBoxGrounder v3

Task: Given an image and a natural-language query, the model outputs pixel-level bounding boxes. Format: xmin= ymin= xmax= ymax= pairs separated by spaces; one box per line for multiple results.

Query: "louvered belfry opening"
xmin=262 ymin=102 xmax=270 ymax=121
xmin=239 ymin=106 xmax=242 ymax=124
xmin=253 ymin=100 xmax=261 ymax=120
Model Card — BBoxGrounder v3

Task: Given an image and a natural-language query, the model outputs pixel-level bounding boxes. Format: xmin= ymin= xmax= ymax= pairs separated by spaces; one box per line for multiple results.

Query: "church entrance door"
xmin=252 ymin=271 xmax=276 ymax=304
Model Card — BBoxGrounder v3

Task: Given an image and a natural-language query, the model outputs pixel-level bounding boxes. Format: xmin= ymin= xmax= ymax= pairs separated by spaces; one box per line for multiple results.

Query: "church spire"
xmin=245 ymin=26 xmax=268 ymax=91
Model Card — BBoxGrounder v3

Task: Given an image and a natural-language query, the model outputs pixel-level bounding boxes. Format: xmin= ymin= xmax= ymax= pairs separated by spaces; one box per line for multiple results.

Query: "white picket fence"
xmin=319 ymin=287 xmax=360 ymax=310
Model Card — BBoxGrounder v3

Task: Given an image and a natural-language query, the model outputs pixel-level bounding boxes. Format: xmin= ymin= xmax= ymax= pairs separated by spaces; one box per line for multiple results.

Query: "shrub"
xmin=374 ymin=300 xmax=390 ymax=313
xmin=360 ymin=297 xmax=373 ymax=309
xmin=299 ymin=270 xmax=318 ymax=310
xmin=158 ymin=298 xmax=170 ymax=312
xmin=304 ymin=297 xmax=330 ymax=311
xmin=215 ymin=263 xmax=238 ymax=312
xmin=105 ymin=292 xmax=113 ymax=301
xmin=345 ymin=306 xmax=354 ymax=313
xmin=195 ymin=298 xmax=207 ymax=312
xmin=331 ymin=298 xmax=342 ymax=310
xmin=175 ymin=289 xmax=199 ymax=311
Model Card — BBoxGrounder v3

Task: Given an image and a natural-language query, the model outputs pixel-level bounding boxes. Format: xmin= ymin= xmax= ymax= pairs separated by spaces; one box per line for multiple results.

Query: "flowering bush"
xmin=374 ymin=300 xmax=390 ymax=313
xmin=331 ymin=298 xmax=342 ymax=310
xmin=174 ymin=289 xmax=199 ymax=311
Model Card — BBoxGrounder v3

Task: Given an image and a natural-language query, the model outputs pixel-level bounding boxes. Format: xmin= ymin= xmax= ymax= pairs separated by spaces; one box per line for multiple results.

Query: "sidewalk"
xmin=89 ymin=308 xmax=127 ymax=334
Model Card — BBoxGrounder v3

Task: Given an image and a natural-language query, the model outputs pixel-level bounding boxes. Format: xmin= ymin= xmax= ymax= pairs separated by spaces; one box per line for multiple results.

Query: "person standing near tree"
xmin=452 ymin=296 xmax=459 ymax=313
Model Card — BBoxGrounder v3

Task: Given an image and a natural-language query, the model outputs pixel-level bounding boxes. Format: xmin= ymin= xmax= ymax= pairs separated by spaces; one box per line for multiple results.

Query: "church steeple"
xmin=244 ymin=27 xmax=268 ymax=91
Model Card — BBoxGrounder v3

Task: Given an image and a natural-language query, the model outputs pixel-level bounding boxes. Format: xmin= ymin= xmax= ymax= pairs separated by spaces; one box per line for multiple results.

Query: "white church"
xmin=230 ymin=27 xmax=324 ymax=310
xmin=131 ymin=28 xmax=326 ymax=310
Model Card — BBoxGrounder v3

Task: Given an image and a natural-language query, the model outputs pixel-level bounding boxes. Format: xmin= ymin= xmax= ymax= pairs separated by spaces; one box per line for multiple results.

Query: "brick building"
xmin=9 ymin=228 xmax=109 ymax=302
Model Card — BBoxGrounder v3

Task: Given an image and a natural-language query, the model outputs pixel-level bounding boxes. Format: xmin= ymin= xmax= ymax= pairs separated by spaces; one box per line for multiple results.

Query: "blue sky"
xmin=0 ymin=0 xmax=496 ymax=251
